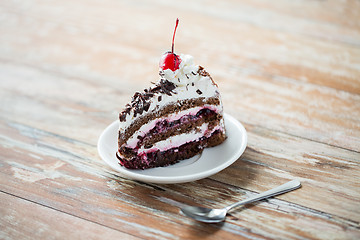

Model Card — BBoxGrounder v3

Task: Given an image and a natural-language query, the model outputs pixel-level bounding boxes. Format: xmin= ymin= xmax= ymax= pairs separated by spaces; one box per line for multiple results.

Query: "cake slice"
xmin=116 ymin=19 xmax=226 ymax=169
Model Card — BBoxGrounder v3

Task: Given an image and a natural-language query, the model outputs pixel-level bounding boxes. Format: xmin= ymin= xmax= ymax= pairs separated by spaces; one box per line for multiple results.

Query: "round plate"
xmin=97 ymin=113 xmax=247 ymax=184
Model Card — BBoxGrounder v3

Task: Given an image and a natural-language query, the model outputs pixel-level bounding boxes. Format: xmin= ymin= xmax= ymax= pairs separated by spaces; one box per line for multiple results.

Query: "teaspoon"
xmin=180 ymin=180 xmax=301 ymax=223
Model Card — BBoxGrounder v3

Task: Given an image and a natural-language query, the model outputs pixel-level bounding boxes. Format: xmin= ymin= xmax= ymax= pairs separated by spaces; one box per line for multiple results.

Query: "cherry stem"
xmin=171 ymin=18 xmax=179 ymax=53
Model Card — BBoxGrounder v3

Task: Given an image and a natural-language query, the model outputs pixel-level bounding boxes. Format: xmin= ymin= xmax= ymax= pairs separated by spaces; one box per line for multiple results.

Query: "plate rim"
xmin=97 ymin=113 xmax=247 ymax=184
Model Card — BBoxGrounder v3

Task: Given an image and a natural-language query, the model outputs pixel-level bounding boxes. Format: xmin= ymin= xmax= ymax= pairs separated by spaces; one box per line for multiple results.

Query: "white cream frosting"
xmin=119 ymin=54 xmax=223 ymax=136
xmin=162 ymin=54 xmax=199 ymax=86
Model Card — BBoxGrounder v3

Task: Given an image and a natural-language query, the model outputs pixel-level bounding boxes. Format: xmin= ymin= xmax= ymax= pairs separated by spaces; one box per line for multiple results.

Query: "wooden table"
xmin=1 ymin=1 xmax=359 ymax=239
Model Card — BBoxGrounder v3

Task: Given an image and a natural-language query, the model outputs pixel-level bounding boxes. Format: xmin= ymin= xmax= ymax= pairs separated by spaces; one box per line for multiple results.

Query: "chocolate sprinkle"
xmin=157 ymin=79 xmax=176 ymax=96
xmin=119 ymin=112 xmax=126 ymax=122
xmin=143 ymin=102 xmax=150 ymax=112
xmin=119 ymin=103 xmax=132 ymax=121
xmin=196 ymin=89 xmax=203 ymax=95
xmin=119 ymin=79 xmax=176 ymax=122
xmin=144 ymin=144 xmax=153 ymax=149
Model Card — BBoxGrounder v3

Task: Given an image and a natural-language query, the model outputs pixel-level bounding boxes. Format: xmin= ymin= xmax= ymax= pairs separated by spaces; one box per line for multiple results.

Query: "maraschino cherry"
xmin=159 ymin=18 xmax=181 ymax=71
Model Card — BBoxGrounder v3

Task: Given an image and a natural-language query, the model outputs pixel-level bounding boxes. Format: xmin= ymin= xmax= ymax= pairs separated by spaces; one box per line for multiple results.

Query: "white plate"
xmin=97 ymin=113 xmax=247 ymax=184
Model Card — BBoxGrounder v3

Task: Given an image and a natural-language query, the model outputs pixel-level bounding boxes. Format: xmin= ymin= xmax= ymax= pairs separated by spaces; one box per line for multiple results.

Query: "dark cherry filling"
xmin=136 ymin=108 xmax=217 ymax=148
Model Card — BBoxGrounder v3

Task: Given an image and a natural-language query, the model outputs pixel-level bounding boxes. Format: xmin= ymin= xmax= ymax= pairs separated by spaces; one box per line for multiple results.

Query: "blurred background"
xmin=1 ymin=0 xmax=359 ymax=150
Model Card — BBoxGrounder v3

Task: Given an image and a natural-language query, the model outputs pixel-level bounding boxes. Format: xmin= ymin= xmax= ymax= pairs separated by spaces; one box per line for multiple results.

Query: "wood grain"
xmin=0 ymin=192 xmax=140 ymax=240
xmin=1 ymin=0 xmax=360 ymax=239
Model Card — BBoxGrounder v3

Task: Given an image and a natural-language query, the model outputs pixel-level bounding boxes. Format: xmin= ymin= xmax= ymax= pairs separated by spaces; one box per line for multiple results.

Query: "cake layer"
xmin=138 ymin=122 xmax=223 ymax=154
xmin=118 ymin=107 xmax=224 ymax=159
xmin=117 ymin=129 xmax=226 ymax=170
xmin=122 ymin=105 xmax=222 ymax=148
xmin=118 ymin=97 xmax=221 ymax=146
xmin=137 ymin=110 xmax=222 ymax=150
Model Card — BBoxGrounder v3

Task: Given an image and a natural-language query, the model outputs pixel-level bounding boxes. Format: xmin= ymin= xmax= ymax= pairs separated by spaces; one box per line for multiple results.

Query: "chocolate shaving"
xmin=143 ymin=102 xmax=150 ymax=112
xmin=119 ymin=79 xmax=176 ymax=121
xmin=198 ymin=66 xmax=211 ymax=78
xmin=119 ymin=104 xmax=132 ymax=122
xmin=144 ymin=144 xmax=153 ymax=149
xmin=151 ymin=79 xmax=176 ymax=96
xmin=119 ymin=112 xmax=126 ymax=122
xmin=161 ymin=79 xmax=176 ymax=95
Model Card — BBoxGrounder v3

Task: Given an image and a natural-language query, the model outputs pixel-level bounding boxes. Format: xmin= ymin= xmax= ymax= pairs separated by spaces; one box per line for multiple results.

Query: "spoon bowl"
xmin=180 ymin=206 xmax=227 ymax=223
xmin=181 ymin=180 xmax=301 ymax=223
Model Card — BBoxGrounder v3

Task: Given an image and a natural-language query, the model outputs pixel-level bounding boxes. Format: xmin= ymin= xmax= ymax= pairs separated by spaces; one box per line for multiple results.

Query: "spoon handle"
xmin=225 ymin=180 xmax=301 ymax=211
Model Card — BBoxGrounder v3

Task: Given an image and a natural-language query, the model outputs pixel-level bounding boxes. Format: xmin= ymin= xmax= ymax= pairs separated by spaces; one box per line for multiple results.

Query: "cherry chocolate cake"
xmin=116 ymin=19 xmax=226 ymax=169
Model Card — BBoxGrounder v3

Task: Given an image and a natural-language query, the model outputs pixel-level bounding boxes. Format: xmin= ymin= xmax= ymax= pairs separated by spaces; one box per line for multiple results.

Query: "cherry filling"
xmin=136 ymin=108 xmax=217 ymax=148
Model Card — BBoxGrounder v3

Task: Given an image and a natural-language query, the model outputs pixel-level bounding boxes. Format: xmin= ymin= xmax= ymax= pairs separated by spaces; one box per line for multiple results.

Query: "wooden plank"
xmin=212 ymin=124 xmax=360 ymax=221
xmin=0 ymin=191 xmax=140 ymax=240
xmin=1 ymin=117 xmax=360 ymax=239
xmin=221 ymin=73 xmax=360 ymax=152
